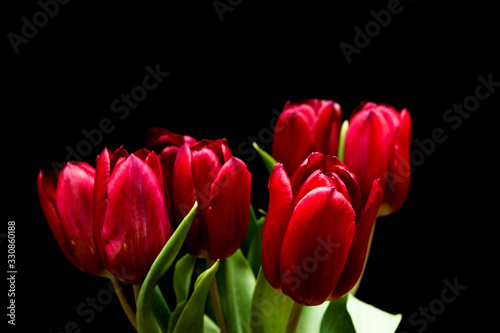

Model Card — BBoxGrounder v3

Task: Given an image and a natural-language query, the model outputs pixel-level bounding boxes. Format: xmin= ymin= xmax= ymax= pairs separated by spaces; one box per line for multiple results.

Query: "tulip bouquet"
xmin=38 ymin=99 xmax=411 ymax=333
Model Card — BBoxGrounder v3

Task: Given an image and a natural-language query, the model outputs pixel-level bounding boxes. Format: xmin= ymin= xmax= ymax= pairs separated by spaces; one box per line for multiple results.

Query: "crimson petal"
xmin=206 ymin=157 xmax=252 ymax=259
xmin=280 ymin=187 xmax=355 ymax=306
xmin=330 ymin=179 xmax=383 ymax=299
xmin=101 ymin=154 xmax=167 ymax=284
xmin=261 ymin=164 xmax=293 ymax=291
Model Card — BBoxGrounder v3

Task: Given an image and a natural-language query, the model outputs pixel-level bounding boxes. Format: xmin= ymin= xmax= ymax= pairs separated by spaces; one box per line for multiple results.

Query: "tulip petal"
xmin=109 ymin=146 xmax=130 ymax=172
xmin=37 ymin=170 xmax=75 ymax=268
xmin=55 ymin=163 xmax=103 ymax=275
xmin=381 ymin=109 xmax=412 ymax=216
xmin=173 ymin=144 xmax=201 ymax=255
xmin=289 ymin=152 xmax=326 ymax=193
xmin=191 ymin=144 xmax=223 ymax=215
xmin=324 ymin=156 xmax=363 ymax=223
xmin=289 ymin=154 xmax=363 ymax=221
xmin=291 ymin=169 xmax=335 ymax=208
xmin=144 ymin=150 xmax=165 ymax=199
xmin=94 ymin=148 xmax=112 ymax=266
xmin=272 ymin=108 xmax=316 ymax=175
xmin=145 ymin=127 xmax=196 ymax=152
xmin=145 ymin=150 xmax=172 ymax=237
xmin=206 ymin=157 xmax=252 ymax=259
xmin=101 ymin=154 xmax=167 ymax=284
xmin=330 ymin=179 xmax=383 ymax=299
xmin=133 ymin=148 xmax=151 ymax=161
xmin=215 ymin=138 xmax=233 ymax=162
xmin=190 ymin=144 xmax=224 ymax=257
xmin=261 ymin=164 xmax=293 ymax=291
xmin=160 ymin=146 xmax=180 ymax=184
xmin=280 ymin=187 xmax=355 ymax=306
xmin=345 ymin=110 xmax=392 ymax=204
xmin=160 ymin=146 xmax=180 ymax=222
xmin=313 ymin=101 xmax=342 ymax=155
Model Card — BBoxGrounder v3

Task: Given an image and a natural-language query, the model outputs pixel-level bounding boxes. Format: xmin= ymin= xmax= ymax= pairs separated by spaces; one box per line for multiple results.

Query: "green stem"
xmin=133 ymin=283 xmax=142 ymax=305
xmin=286 ymin=301 xmax=305 ymax=333
xmin=351 ymin=219 xmax=376 ymax=295
xmin=109 ymin=275 xmax=138 ymax=331
xmin=207 ymin=258 xmax=228 ymax=333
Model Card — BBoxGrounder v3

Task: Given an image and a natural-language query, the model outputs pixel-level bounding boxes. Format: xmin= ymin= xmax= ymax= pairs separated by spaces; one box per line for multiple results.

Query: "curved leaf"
xmin=249 ymin=215 xmax=265 ymax=277
xmin=241 ymin=205 xmax=265 ymax=277
xmin=297 ymin=302 xmax=329 ymax=332
xmin=320 ymin=296 xmax=355 ymax=333
xmin=251 ymin=268 xmax=333 ymax=333
xmin=204 ymin=315 xmax=221 ymax=333
xmin=173 ymin=254 xmax=197 ymax=305
xmin=252 ymin=142 xmax=278 ymax=174
xmin=218 ymin=249 xmax=256 ymax=333
xmin=136 ymin=202 xmax=198 ymax=333
xmin=151 ymin=285 xmax=171 ymax=332
xmin=173 ymin=260 xmax=220 ymax=333
xmin=241 ymin=205 xmax=258 ymax=258
xmin=346 ymin=294 xmax=402 ymax=333
xmin=250 ymin=268 xmax=293 ymax=333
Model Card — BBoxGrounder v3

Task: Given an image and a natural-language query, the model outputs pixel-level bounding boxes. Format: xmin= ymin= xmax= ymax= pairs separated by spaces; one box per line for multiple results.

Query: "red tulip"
xmin=37 ymin=162 xmax=106 ymax=276
xmin=145 ymin=127 xmax=197 ymax=153
xmin=93 ymin=147 xmax=172 ymax=284
xmin=261 ymin=152 xmax=382 ymax=306
xmin=173 ymin=139 xmax=252 ymax=260
xmin=272 ymin=99 xmax=342 ymax=175
xmin=145 ymin=127 xmax=197 ymax=222
xmin=344 ymin=102 xmax=411 ymax=216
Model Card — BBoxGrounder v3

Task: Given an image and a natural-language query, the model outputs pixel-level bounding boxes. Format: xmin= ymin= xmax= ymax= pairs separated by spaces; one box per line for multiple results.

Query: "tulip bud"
xmin=93 ymin=147 xmax=172 ymax=284
xmin=261 ymin=153 xmax=382 ymax=305
xmin=145 ymin=127 xmax=197 ymax=223
xmin=272 ymin=99 xmax=342 ymax=175
xmin=344 ymin=102 xmax=411 ymax=216
xmin=37 ymin=162 xmax=106 ymax=276
xmin=173 ymin=139 xmax=252 ymax=260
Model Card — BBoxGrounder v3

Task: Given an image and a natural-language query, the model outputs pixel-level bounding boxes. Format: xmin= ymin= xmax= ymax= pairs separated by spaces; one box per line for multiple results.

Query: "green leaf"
xmin=167 ymin=254 xmax=198 ymax=333
xmin=204 ymin=315 xmax=221 ymax=333
xmin=320 ymin=294 xmax=402 ymax=333
xmin=136 ymin=202 xmax=198 ymax=333
xmin=250 ymin=269 xmax=360 ymax=333
xmin=167 ymin=299 xmax=187 ymax=333
xmin=173 ymin=254 xmax=197 ymax=305
xmin=250 ymin=268 xmax=294 ymax=333
xmin=296 ymin=302 xmax=329 ymax=333
xmin=241 ymin=205 xmax=259 ymax=258
xmin=320 ymin=296 xmax=356 ymax=333
xmin=246 ymin=217 xmax=264 ymax=277
xmin=252 ymin=142 xmax=278 ymax=174
xmin=151 ymin=285 xmax=171 ymax=332
xmin=242 ymin=205 xmax=265 ymax=276
xmin=346 ymin=294 xmax=402 ymax=333
xmin=173 ymin=260 xmax=220 ymax=333
xmin=337 ymin=120 xmax=349 ymax=163
xmin=217 ymin=249 xmax=256 ymax=333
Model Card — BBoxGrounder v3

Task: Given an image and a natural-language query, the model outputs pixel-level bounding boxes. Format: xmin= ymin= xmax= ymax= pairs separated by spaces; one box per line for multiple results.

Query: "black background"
xmin=3 ymin=0 xmax=498 ymax=332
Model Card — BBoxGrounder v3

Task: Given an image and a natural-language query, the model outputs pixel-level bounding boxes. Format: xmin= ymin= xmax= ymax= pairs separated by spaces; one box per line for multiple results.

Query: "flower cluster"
xmin=38 ymin=99 xmax=411 ymax=332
